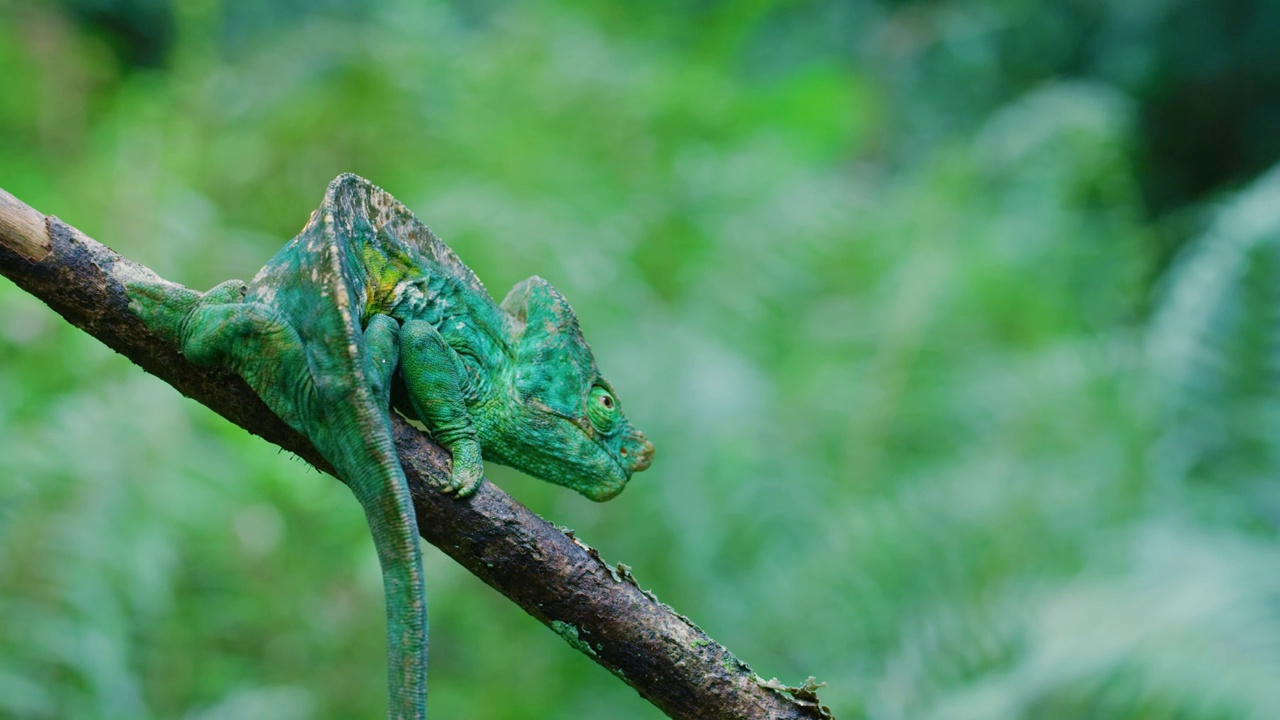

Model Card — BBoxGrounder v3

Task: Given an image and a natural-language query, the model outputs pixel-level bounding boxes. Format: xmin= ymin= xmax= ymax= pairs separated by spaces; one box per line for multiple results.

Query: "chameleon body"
xmin=125 ymin=174 xmax=654 ymax=719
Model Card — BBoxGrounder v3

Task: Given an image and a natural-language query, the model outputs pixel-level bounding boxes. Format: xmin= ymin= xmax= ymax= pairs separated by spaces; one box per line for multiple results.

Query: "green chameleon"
xmin=125 ymin=174 xmax=654 ymax=719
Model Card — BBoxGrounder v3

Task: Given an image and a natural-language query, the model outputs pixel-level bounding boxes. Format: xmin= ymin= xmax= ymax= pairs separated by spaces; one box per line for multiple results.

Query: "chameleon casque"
xmin=125 ymin=174 xmax=654 ymax=719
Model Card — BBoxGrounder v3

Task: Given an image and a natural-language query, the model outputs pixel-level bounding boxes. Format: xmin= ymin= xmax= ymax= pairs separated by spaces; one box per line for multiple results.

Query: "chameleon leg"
xmin=126 ymin=279 xmax=244 ymax=348
xmin=363 ymin=314 xmax=400 ymax=408
xmin=130 ymin=279 xmax=316 ymax=428
xmin=398 ymin=319 xmax=484 ymax=496
xmin=181 ymin=302 xmax=305 ymax=378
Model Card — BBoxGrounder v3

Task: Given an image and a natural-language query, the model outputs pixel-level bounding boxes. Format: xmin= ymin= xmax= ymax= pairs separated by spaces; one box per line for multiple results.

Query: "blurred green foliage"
xmin=3 ymin=1 xmax=1280 ymax=718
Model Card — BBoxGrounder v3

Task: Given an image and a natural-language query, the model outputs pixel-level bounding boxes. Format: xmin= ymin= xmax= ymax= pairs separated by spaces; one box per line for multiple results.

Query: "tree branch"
xmin=0 ymin=187 xmax=832 ymax=720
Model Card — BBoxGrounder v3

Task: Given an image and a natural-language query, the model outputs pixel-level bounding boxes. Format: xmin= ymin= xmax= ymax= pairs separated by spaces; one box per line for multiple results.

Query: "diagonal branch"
xmin=0 ymin=187 xmax=832 ymax=720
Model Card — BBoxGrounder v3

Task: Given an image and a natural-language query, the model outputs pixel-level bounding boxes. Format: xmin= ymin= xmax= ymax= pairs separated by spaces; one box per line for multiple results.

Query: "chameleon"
xmin=124 ymin=173 xmax=654 ymax=719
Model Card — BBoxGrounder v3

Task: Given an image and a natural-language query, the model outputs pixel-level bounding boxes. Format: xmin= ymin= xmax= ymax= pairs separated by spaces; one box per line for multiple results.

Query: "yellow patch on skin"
xmin=361 ymin=243 xmax=418 ymax=315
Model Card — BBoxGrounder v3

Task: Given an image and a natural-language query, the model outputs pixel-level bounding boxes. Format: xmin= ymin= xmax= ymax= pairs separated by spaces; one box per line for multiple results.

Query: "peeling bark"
xmin=0 ymin=187 xmax=833 ymax=720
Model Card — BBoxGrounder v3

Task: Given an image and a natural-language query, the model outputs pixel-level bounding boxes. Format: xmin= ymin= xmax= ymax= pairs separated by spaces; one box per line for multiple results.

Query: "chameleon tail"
xmin=341 ymin=444 xmax=429 ymax=720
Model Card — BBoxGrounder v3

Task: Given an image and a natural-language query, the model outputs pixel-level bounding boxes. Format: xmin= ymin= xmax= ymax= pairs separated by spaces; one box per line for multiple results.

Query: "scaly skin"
xmin=125 ymin=174 xmax=654 ymax=720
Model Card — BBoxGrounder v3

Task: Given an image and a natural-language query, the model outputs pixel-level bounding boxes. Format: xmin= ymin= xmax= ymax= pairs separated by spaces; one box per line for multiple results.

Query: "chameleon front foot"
xmin=439 ymin=438 xmax=484 ymax=497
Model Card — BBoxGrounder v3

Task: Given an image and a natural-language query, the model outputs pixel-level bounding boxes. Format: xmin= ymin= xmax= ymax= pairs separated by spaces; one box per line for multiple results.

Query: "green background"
xmin=4 ymin=1 xmax=1280 ymax=718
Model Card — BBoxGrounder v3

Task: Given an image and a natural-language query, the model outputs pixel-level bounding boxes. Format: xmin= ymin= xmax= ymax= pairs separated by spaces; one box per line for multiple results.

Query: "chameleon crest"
xmin=126 ymin=174 xmax=653 ymax=719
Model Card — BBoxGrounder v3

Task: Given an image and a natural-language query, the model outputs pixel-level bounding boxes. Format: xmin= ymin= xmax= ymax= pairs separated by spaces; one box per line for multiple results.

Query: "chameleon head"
xmin=479 ymin=276 xmax=654 ymax=501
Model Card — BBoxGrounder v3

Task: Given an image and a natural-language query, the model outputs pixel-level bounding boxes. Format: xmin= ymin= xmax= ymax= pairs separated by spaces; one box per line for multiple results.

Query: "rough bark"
xmin=0 ymin=187 xmax=833 ymax=720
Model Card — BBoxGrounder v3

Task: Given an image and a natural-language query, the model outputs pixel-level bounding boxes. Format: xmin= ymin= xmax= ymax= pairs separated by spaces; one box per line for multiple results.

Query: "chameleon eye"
xmin=587 ymin=385 xmax=618 ymax=432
